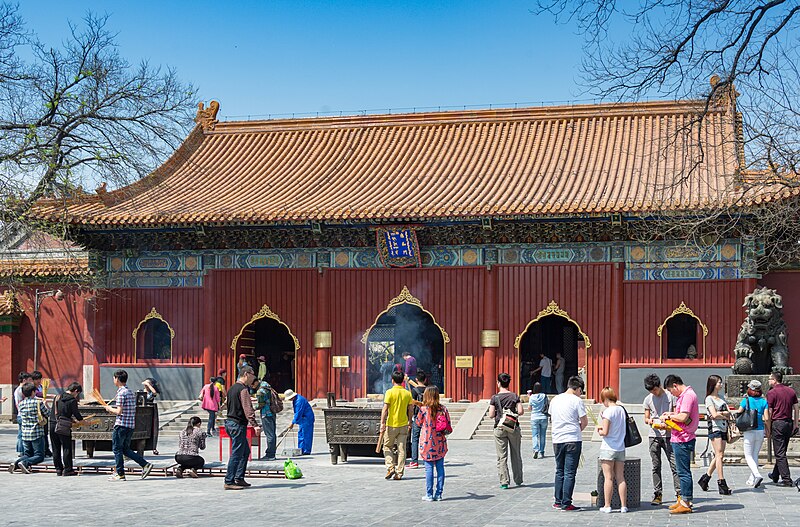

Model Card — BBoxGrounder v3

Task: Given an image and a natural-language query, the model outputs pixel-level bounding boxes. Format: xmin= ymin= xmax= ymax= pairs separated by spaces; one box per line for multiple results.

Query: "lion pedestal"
xmin=732 ymin=287 xmax=793 ymax=376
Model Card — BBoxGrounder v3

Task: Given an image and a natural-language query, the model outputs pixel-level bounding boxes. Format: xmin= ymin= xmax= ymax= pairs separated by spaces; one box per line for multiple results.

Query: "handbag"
xmin=52 ymin=394 xmax=72 ymax=436
xmin=435 ymin=408 xmax=452 ymax=435
xmin=736 ymin=397 xmax=758 ymax=432
xmin=727 ymin=420 xmax=742 ymax=443
xmin=621 ymin=405 xmax=642 ymax=447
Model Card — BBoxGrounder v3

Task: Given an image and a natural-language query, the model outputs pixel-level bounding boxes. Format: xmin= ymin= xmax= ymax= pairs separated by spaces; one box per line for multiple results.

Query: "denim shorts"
xmin=598 ymin=448 xmax=625 ymax=462
xmin=708 ymin=430 xmax=728 ymax=441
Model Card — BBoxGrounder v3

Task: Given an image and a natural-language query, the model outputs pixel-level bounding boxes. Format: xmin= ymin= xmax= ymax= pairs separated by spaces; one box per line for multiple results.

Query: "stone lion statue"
xmin=732 ymin=287 xmax=792 ymax=375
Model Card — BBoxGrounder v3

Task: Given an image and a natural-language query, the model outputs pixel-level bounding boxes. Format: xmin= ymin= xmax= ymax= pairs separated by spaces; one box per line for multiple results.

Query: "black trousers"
xmin=50 ymin=431 xmax=73 ymax=472
xmin=175 ymin=454 xmax=205 ymax=470
xmin=770 ymin=420 xmax=794 ymax=483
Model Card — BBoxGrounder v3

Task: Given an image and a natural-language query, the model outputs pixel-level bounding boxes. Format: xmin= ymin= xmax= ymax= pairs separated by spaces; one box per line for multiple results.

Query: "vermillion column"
xmin=314 ymin=270 xmax=331 ymax=399
xmin=609 ymin=262 xmax=624 ymax=398
xmin=0 ymin=293 xmax=23 ymax=415
xmin=202 ymin=272 xmax=216 ymax=382
xmin=482 ymin=267 xmax=499 ymax=399
xmin=81 ymin=295 xmax=98 ymax=394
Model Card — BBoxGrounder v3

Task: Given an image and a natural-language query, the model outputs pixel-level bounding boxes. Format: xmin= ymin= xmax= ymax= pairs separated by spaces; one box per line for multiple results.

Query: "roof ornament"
xmin=195 ymin=100 xmax=220 ymax=131
xmin=709 ymin=75 xmax=739 ymax=107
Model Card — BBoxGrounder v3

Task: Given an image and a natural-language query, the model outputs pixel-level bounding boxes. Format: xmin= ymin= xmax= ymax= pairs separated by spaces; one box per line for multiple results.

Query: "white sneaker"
xmin=620 ymin=507 xmax=629 ymax=513
xmin=599 ymin=506 xmax=612 ymax=513
xmin=422 ymin=495 xmax=434 ymax=502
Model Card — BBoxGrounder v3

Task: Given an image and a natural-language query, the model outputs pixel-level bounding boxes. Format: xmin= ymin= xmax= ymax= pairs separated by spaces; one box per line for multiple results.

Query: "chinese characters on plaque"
xmin=376 ymin=227 xmax=421 ymax=268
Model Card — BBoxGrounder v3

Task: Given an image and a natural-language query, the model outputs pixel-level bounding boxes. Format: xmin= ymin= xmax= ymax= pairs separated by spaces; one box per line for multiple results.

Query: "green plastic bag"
xmin=284 ymin=459 xmax=303 ymax=480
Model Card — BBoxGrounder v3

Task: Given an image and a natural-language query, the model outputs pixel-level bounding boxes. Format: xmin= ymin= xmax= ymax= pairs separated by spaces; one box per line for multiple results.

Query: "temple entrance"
xmin=516 ymin=302 xmax=590 ymax=395
xmin=231 ymin=305 xmax=299 ymax=393
xmin=364 ymin=287 xmax=447 ymax=396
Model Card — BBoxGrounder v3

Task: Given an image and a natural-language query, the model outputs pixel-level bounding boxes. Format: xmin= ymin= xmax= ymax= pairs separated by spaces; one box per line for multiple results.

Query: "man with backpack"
xmin=549 ymin=375 xmax=588 ymax=511
xmin=407 ymin=370 xmax=428 ymax=469
xmin=256 ymin=379 xmax=283 ymax=461
xmin=487 ymin=372 xmax=525 ymax=489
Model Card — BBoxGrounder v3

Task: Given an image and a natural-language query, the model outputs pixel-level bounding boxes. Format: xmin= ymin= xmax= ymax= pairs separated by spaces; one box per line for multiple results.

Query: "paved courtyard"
xmin=1 ymin=423 xmax=798 ymax=526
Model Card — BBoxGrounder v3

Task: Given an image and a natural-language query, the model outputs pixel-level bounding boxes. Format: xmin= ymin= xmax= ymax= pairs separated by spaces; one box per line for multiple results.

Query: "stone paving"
xmin=1 ymin=423 xmax=799 ymax=526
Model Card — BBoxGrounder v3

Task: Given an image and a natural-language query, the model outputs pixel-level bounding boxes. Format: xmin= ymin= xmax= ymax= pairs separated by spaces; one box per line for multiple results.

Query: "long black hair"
xmin=185 ymin=416 xmax=201 ymax=433
xmin=706 ymin=375 xmax=723 ymax=397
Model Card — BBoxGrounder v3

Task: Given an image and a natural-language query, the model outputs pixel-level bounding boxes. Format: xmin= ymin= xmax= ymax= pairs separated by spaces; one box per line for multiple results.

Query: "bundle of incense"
xmin=664 ymin=419 xmax=684 ymax=432
xmin=73 ymin=416 xmax=101 ymax=428
xmin=91 ymin=389 xmax=111 ymax=408
xmin=585 ymin=404 xmax=600 ymax=426
xmin=41 ymin=378 xmax=50 ymax=401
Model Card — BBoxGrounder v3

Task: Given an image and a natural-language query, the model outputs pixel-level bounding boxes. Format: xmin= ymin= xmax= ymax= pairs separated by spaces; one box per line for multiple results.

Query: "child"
xmin=414 ymin=385 xmax=450 ymax=501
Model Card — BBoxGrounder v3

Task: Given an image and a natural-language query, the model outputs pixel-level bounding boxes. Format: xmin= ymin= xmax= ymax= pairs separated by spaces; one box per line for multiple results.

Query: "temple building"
xmin=3 ymin=90 xmax=800 ymax=404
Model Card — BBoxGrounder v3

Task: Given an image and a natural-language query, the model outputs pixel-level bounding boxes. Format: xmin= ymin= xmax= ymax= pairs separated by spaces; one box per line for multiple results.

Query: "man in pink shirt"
xmin=661 ymin=375 xmax=698 ymax=515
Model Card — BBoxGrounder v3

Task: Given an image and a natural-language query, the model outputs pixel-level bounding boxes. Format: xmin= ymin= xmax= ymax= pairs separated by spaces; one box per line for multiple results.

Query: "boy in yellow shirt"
xmin=381 ymin=370 xmax=413 ymax=480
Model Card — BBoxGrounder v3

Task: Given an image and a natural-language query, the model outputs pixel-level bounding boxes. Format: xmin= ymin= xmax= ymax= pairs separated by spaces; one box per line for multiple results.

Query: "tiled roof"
xmin=0 ymin=290 xmax=23 ymax=317
xmin=0 ymin=257 xmax=91 ymax=278
xmin=32 ymin=100 xmax=795 ymax=227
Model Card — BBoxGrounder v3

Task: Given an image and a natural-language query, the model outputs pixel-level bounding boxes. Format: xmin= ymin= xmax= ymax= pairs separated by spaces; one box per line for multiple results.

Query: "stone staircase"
xmin=471 ymin=397 xmax=600 ymax=441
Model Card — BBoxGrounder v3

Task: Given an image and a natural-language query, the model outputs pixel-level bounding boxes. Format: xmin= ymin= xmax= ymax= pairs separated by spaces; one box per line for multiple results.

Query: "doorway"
xmin=518 ymin=314 xmax=583 ymax=394
xmin=232 ymin=306 xmax=298 ymax=393
xmin=365 ymin=302 xmax=445 ymax=395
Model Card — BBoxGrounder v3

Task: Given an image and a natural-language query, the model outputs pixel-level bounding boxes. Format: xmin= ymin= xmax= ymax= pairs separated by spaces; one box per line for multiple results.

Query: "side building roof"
xmin=32 ymin=98 xmax=793 ymax=227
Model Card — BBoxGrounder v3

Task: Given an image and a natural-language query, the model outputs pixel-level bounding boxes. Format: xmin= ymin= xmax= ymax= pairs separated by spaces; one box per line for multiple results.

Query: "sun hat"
xmin=284 ymin=389 xmax=297 ymax=400
xmin=748 ymin=379 xmax=762 ymax=391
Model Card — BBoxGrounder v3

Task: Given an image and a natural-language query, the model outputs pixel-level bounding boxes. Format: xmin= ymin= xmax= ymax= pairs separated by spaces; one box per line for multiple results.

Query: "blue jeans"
xmin=424 ymin=458 xmax=445 ymax=498
xmin=410 ymin=420 xmax=422 ymax=462
xmin=531 ymin=418 xmax=548 ymax=454
xmin=112 ymin=425 xmax=148 ymax=476
xmin=16 ymin=415 xmax=23 ymax=454
xmin=554 ymin=441 xmax=582 ymax=507
xmin=206 ymin=410 xmax=217 ymax=434
xmin=262 ymin=413 xmax=277 ymax=458
xmin=541 ymin=376 xmax=552 ymax=394
xmin=672 ymin=439 xmax=695 ymax=502
xmin=225 ymin=419 xmax=250 ymax=484
xmin=16 ymin=435 xmax=45 ymax=469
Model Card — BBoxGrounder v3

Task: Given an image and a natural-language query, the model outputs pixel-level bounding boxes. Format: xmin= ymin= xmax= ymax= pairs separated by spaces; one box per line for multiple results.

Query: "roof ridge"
xmin=210 ymin=99 xmax=729 ymax=133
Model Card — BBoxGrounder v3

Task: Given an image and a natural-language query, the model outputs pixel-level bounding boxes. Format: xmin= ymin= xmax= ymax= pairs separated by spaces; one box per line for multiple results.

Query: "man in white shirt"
xmin=531 ymin=353 xmax=553 ymax=394
xmin=549 ymin=375 xmax=588 ymax=511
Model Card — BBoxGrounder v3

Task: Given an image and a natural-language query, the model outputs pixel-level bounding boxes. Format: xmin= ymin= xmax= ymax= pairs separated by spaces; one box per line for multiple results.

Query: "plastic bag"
xmin=284 ymin=458 xmax=303 ymax=479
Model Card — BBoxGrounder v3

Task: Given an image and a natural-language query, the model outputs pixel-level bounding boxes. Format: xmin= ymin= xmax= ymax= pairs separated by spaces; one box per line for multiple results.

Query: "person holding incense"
xmin=102 ymin=370 xmax=154 ymax=481
xmin=49 ymin=382 xmax=84 ymax=476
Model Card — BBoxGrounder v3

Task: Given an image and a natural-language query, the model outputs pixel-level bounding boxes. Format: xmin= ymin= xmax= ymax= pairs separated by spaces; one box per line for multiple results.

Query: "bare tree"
xmin=537 ymin=0 xmax=800 ymax=270
xmin=0 ymin=3 xmax=195 ymax=286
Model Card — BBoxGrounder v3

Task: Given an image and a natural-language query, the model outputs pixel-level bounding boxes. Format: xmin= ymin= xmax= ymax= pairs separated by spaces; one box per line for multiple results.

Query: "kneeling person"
xmin=175 ymin=416 xmax=207 ymax=478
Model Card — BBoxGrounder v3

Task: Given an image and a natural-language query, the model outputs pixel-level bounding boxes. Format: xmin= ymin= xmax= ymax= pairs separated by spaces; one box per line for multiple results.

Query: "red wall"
xmin=327 ymin=267 xmax=486 ymax=401
xmin=497 ymin=263 xmax=615 ymax=398
xmin=3 ymin=287 xmax=91 ymax=389
xmin=9 ymin=266 xmax=755 ymax=400
xmin=623 ymin=280 xmax=750 ymax=365
xmin=760 ymin=271 xmax=800 ymax=373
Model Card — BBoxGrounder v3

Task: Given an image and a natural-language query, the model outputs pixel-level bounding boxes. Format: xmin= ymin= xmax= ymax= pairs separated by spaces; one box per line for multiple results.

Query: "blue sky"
xmin=18 ymin=1 xmax=593 ymax=120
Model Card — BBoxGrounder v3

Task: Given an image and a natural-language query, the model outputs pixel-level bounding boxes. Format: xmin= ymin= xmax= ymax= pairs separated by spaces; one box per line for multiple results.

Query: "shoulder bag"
xmin=53 ymin=395 xmax=73 ymax=436
xmin=435 ymin=407 xmax=453 ymax=435
xmin=496 ymin=394 xmax=520 ymax=432
xmin=621 ymin=405 xmax=642 ymax=447
xmin=736 ymin=397 xmax=758 ymax=432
